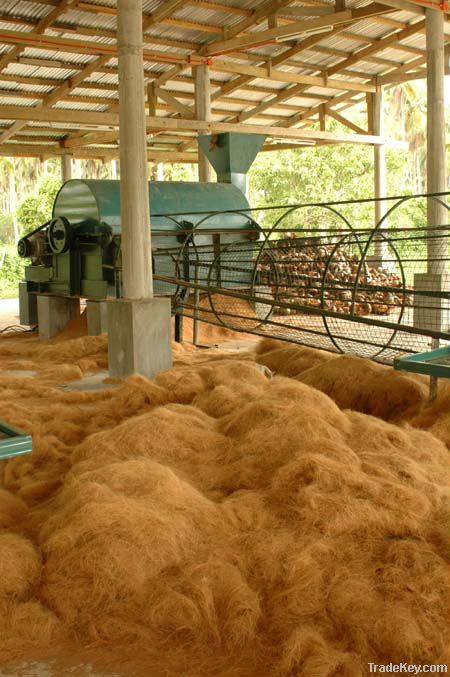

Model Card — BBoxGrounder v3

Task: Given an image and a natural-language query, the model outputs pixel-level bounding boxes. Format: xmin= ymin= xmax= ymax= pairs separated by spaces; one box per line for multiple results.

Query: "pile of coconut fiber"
xmin=0 ymin=328 xmax=449 ymax=677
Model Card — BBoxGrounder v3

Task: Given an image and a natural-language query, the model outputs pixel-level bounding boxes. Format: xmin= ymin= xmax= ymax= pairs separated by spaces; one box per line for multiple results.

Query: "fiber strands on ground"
xmin=0 ymin=330 xmax=449 ymax=677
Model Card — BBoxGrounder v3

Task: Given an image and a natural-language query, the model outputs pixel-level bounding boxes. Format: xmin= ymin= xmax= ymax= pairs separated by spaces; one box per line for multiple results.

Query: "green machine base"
xmin=0 ymin=421 xmax=33 ymax=460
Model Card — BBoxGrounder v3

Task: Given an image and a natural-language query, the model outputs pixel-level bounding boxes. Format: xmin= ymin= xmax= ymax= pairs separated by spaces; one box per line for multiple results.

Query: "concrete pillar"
xmin=373 ymin=89 xmax=387 ymax=227
xmin=414 ymin=9 xmax=449 ymax=343
xmin=156 ymin=163 xmax=164 ymax=181
xmin=111 ymin=160 xmax=118 ymax=179
xmin=372 ymin=87 xmax=387 ymax=264
xmin=108 ymin=298 xmax=172 ymax=378
xmin=86 ymin=300 xmax=108 ymax=335
xmin=195 ymin=65 xmax=213 ymax=182
xmin=37 ymin=295 xmax=80 ymax=341
xmin=117 ymin=0 xmax=152 ymax=300
xmin=110 ymin=0 xmax=172 ymax=378
xmin=426 ymin=7 xmax=448 ymax=275
xmin=61 ymin=154 xmax=72 ymax=182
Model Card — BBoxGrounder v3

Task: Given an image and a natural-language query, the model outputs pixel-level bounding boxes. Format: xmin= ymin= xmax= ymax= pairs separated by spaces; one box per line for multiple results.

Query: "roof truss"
xmin=0 ymin=0 xmax=447 ymax=161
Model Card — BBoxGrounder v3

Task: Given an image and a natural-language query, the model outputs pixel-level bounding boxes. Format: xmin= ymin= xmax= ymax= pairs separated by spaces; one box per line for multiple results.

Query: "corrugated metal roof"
xmin=1 ymin=1 xmax=50 ymax=21
xmin=0 ymin=0 xmax=443 ymax=157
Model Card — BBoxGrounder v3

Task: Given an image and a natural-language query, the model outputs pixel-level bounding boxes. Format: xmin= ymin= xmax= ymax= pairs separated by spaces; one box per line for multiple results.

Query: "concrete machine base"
xmin=414 ymin=272 xmax=450 ymax=334
xmin=19 ymin=282 xmax=38 ymax=326
xmin=37 ymin=295 xmax=80 ymax=341
xmin=87 ymin=300 xmax=108 ymax=336
xmin=107 ymin=297 xmax=172 ymax=379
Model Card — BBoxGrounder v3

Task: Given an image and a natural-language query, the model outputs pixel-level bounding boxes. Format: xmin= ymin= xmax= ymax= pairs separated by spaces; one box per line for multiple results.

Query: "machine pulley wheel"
xmin=48 ymin=217 xmax=74 ymax=254
xmin=17 ymin=238 xmax=32 ymax=258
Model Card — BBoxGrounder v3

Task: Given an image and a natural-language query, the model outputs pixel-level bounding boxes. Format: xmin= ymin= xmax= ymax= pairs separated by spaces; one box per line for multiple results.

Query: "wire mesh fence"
xmin=149 ymin=192 xmax=450 ymax=363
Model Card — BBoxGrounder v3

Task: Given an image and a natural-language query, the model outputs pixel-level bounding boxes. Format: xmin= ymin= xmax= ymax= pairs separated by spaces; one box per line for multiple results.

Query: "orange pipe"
xmin=410 ymin=0 xmax=448 ymax=8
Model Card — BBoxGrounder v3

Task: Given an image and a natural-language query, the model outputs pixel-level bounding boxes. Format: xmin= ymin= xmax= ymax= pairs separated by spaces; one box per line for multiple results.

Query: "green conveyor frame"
xmin=0 ymin=421 xmax=33 ymax=460
xmin=394 ymin=345 xmax=450 ymax=378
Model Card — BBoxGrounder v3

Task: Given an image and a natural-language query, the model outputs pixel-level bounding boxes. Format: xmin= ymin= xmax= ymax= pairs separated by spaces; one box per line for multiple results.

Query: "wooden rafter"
xmin=0 ymin=0 xmax=76 ymax=72
xmin=0 ymin=54 xmax=110 ymax=143
xmin=325 ymin=108 xmax=367 ymax=134
xmin=0 ymin=105 xmax=384 ymax=145
xmin=0 ymin=0 xmax=446 ymax=157
xmin=221 ymin=16 xmax=425 ymax=130
xmin=203 ymin=4 xmax=394 ymax=56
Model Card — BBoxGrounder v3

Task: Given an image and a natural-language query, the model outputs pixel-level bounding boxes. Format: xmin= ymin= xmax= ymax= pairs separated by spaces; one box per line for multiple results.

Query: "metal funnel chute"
xmin=197 ymin=132 xmax=266 ymax=193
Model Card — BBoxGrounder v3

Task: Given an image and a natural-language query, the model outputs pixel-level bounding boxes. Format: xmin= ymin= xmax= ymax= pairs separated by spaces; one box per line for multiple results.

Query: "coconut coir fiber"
xmin=0 ymin=329 xmax=449 ymax=677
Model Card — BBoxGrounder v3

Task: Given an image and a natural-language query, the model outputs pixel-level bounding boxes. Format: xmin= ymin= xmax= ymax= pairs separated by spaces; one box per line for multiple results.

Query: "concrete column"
xmin=373 ymin=89 xmax=387 ymax=227
xmin=61 ymin=154 xmax=72 ymax=182
xmin=37 ymin=295 xmax=80 ymax=341
xmin=414 ymin=9 xmax=448 ymax=344
xmin=111 ymin=160 xmax=118 ymax=179
xmin=108 ymin=299 xmax=172 ymax=378
xmin=372 ymin=88 xmax=387 ymax=263
xmin=195 ymin=65 xmax=213 ymax=182
xmin=156 ymin=163 xmax=164 ymax=181
xmin=117 ymin=0 xmax=152 ymax=299
xmin=426 ymin=7 xmax=447 ymax=275
xmin=109 ymin=0 xmax=172 ymax=378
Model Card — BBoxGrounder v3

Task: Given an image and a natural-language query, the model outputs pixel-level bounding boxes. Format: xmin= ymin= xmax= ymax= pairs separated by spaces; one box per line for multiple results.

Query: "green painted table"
xmin=0 ymin=421 xmax=32 ymax=460
xmin=394 ymin=345 xmax=450 ymax=401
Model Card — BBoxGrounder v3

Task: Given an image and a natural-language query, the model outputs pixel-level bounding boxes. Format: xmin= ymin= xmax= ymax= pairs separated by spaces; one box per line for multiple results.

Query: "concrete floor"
xmin=0 ymin=297 xmax=20 ymax=331
xmin=62 ymin=371 xmax=119 ymax=392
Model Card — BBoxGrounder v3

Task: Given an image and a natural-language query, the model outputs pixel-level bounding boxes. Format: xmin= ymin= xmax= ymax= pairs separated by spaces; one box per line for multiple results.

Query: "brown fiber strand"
xmin=0 ymin=330 xmax=449 ymax=676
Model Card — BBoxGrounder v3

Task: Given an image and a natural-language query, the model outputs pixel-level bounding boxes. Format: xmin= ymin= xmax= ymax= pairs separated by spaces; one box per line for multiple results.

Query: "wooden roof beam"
xmin=325 ymin=108 xmax=367 ymax=133
xmin=279 ymin=89 xmax=362 ymax=129
xmin=203 ymin=3 xmax=398 ymax=56
xmin=210 ymin=60 xmax=376 ymax=93
xmin=0 ymin=105 xmax=384 ymax=144
xmin=150 ymin=0 xmax=298 ymax=89
xmin=211 ymin=24 xmax=347 ymax=101
xmin=0 ymin=142 xmax=198 ymax=162
xmin=186 ymin=2 xmax=252 ymax=17
xmin=325 ymin=18 xmax=425 ymax=78
xmin=0 ymin=0 xmax=77 ymax=72
xmin=0 ymin=53 xmax=110 ymax=143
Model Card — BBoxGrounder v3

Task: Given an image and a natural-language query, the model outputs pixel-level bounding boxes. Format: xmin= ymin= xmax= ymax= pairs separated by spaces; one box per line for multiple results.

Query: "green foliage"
xmin=250 ymin=142 xmax=373 ymax=207
xmin=248 ymin=126 xmax=428 ymax=233
xmin=249 ymin=140 xmax=375 ymax=231
xmin=0 ymin=214 xmax=15 ymax=246
xmin=0 ymin=245 xmax=25 ymax=299
xmin=162 ymin=163 xmax=198 ymax=182
xmin=16 ymin=175 xmax=61 ymax=233
xmin=1 ymin=176 xmax=60 ymax=298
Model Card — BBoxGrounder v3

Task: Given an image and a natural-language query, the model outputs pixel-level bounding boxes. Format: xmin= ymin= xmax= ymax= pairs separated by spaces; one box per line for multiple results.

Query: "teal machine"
xmin=17 ymin=133 xmax=266 ymax=313
xmin=0 ymin=421 xmax=32 ymax=461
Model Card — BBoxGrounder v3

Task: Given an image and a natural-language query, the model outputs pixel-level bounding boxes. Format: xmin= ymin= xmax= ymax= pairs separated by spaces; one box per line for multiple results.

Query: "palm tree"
xmin=389 ymin=81 xmax=426 ymax=193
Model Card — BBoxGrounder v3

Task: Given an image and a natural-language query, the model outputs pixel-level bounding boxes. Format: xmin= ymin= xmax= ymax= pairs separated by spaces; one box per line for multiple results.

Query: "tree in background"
xmin=387 ymin=81 xmax=426 ymax=194
xmin=0 ymin=174 xmax=63 ymax=299
xmin=16 ymin=175 xmax=62 ymax=234
xmin=248 ymin=125 xmax=411 ymax=231
xmin=0 ymin=215 xmax=15 ymax=246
